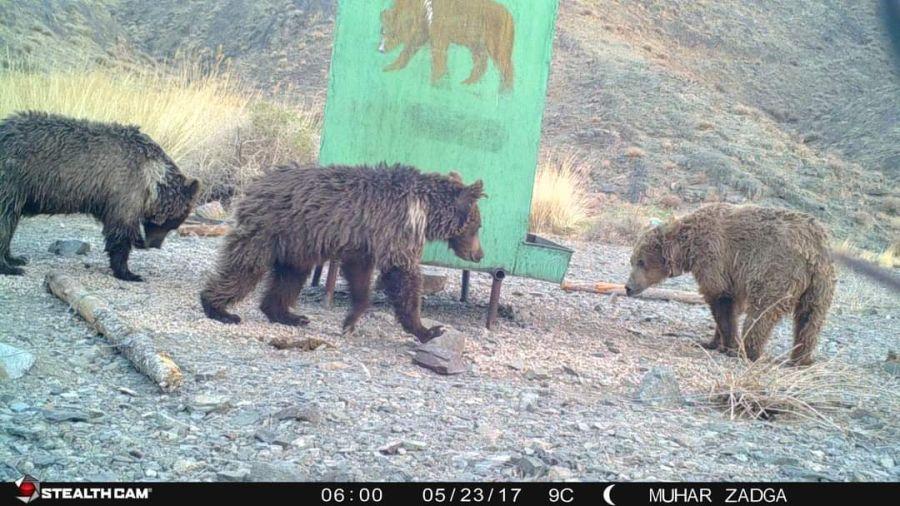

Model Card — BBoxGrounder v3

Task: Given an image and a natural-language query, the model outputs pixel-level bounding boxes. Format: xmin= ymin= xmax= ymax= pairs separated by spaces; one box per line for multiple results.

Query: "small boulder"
xmin=0 ymin=343 xmax=35 ymax=380
xmin=634 ymin=367 xmax=684 ymax=407
xmin=413 ymin=320 xmax=466 ymax=375
xmin=192 ymin=201 xmax=229 ymax=223
xmin=48 ymin=240 xmax=91 ymax=257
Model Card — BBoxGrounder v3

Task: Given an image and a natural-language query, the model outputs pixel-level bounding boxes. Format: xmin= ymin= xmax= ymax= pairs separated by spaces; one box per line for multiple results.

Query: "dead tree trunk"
xmin=44 ymin=271 xmax=183 ymax=391
xmin=561 ymin=281 xmax=705 ymax=305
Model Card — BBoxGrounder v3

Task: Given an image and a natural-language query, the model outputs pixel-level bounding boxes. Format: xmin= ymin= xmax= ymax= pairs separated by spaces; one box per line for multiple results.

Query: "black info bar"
xmin=6 ymin=481 xmax=899 ymax=505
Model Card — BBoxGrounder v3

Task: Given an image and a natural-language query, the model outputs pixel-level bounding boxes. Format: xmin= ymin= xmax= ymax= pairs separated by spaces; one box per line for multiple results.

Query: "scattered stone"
xmin=249 ymin=462 xmax=307 ymax=482
xmin=518 ymin=392 xmax=540 ymax=412
xmin=547 ymin=466 xmax=575 ymax=481
xmin=413 ymin=321 xmax=466 ymax=375
xmin=32 ymin=452 xmax=58 ymax=467
xmin=274 ymin=405 xmax=321 ymax=424
xmin=879 ymin=456 xmax=895 ymax=470
xmin=0 ymin=343 xmax=35 ymax=380
xmin=513 ymin=456 xmax=546 ymax=477
xmin=173 ymin=458 xmax=201 ymax=474
xmin=9 ymin=402 xmax=29 ymax=413
xmin=193 ymin=201 xmax=228 ymax=222
xmin=378 ymin=441 xmax=403 ymax=455
xmin=635 ymin=367 xmax=683 ymax=407
xmin=232 ymin=410 xmax=262 ymax=427
xmin=217 ymin=469 xmax=251 ymax=482
xmin=191 ymin=394 xmax=231 ymax=414
xmin=318 ymin=361 xmax=350 ymax=371
xmin=48 ymin=240 xmax=91 ymax=257
xmin=42 ymin=409 xmax=93 ymax=423
xmin=116 ymin=387 xmax=138 ymax=397
xmin=884 ymin=351 xmax=900 ymax=377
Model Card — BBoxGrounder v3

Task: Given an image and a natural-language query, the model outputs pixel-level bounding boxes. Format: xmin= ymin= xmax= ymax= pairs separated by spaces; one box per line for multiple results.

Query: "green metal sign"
xmin=320 ymin=0 xmax=571 ymax=283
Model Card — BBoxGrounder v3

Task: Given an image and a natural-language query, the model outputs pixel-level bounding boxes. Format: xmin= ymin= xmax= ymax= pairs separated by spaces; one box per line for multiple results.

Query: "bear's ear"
xmin=447 ymin=171 xmax=463 ymax=183
xmin=454 ymin=180 xmax=484 ymax=221
xmin=185 ymin=179 xmax=200 ymax=199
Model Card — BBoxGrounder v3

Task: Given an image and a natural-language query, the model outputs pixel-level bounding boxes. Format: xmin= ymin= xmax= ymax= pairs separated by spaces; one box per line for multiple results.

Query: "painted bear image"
xmin=625 ymin=203 xmax=836 ymax=366
xmin=200 ymin=162 xmax=485 ymax=343
xmin=0 ymin=112 xmax=199 ymax=281
xmin=380 ymin=0 xmax=516 ymax=91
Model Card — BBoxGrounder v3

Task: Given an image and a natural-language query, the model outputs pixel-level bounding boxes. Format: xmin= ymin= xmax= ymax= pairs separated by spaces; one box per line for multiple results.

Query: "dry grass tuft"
xmin=693 ymin=350 xmax=894 ymax=428
xmin=835 ymin=240 xmax=900 ymax=269
xmin=585 ymin=196 xmax=671 ymax=245
xmin=529 ymin=152 xmax=592 ymax=235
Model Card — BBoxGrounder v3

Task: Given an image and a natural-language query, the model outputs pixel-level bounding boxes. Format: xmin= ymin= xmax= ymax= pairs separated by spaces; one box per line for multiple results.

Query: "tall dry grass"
xmin=0 ymin=58 xmax=250 ymax=163
xmin=690 ymin=347 xmax=897 ymax=429
xmin=529 ymin=152 xmax=592 ymax=235
xmin=0 ymin=57 xmax=319 ymax=201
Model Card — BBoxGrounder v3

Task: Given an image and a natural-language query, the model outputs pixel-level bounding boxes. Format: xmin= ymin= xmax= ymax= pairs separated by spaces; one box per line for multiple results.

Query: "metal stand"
xmin=460 ymin=270 xmax=470 ymax=302
xmin=311 ymin=265 xmax=324 ymax=287
xmin=486 ymin=269 xmax=505 ymax=330
xmin=324 ymin=260 xmax=339 ymax=308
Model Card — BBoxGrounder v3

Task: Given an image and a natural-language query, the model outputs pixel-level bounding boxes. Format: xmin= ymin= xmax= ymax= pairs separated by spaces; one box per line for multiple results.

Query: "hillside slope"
xmin=2 ymin=0 xmax=897 ymax=247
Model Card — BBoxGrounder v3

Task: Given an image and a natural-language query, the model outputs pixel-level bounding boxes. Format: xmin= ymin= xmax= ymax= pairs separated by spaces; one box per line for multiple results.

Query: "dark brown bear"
xmin=0 ymin=112 xmax=199 ymax=281
xmin=200 ymin=163 xmax=485 ymax=343
xmin=625 ymin=203 xmax=836 ymax=365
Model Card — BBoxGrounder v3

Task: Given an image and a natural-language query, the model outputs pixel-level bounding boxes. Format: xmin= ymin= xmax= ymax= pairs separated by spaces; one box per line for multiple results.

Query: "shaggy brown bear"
xmin=380 ymin=0 xmax=516 ymax=91
xmin=625 ymin=203 xmax=836 ymax=365
xmin=200 ymin=163 xmax=485 ymax=343
xmin=0 ymin=112 xmax=199 ymax=281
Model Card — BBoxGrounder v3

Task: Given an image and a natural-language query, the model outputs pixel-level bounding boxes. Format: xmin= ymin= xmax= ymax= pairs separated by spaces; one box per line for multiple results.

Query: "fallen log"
xmin=178 ymin=223 xmax=231 ymax=237
xmin=561 ymin=281 xmax=705 ymax=305
xmin=44 ymin=271 xmax=183 ymax=391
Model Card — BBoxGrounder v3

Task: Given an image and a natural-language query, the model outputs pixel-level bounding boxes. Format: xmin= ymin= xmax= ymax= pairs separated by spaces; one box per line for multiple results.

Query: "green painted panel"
xmin=319 ymin=0 xmax=569 ymax=281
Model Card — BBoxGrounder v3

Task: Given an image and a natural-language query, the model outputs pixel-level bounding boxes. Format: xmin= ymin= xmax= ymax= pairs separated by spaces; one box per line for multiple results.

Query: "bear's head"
xmin=142 ymin=163 xmax=200 ymax=249
xmin=625 ymin=221 xmax=684 ymax=296
xmin=379 ymin=0 xmax=427 ymax=54
xmin=446 ymin=172 xmax=485 ymax=263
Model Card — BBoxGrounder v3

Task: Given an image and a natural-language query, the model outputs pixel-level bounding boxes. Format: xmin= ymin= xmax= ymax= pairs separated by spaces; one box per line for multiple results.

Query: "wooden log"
xmin=44 ymin=271 xmax=183 ymax=391
xmin=560 ymin=281 xmax=705 ymax=305
xmin=177 ymin=223 xmax=231 ymax=237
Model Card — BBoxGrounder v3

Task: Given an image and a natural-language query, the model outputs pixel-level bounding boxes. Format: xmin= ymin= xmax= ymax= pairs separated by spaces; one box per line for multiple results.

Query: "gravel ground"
xmin=1 ymin=216 xmax=898 ymax=482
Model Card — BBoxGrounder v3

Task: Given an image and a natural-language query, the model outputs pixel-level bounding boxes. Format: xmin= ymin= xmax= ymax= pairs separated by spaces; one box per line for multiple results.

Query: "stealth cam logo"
xmin=15 ymin=475 xmax=40 ymax=503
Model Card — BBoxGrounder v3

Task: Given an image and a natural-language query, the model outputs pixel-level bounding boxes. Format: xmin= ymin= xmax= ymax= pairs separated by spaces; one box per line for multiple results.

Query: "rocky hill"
xmin=2 ymin=0 xmax=898 ymax=248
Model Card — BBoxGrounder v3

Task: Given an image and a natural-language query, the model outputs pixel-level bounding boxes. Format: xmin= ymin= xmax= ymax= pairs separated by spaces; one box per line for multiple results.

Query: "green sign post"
xmin=318 ymin=0 xmax=572 ymax=327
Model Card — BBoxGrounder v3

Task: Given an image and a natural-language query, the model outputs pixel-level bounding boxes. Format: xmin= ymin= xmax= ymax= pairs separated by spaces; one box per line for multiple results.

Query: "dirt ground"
xmin=1 ymin=216 xmax=898 ymax=482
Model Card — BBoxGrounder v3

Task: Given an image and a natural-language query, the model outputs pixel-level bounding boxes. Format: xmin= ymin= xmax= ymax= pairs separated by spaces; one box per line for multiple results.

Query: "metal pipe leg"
xmin=460 ymin=270 xmax=471 ymax=302
xmin=324 ymin=260 xmax=339 ymax=308
xmin=486 ymin=269 xmax=506 ymax=330
xmin=311 ymin=264 xmax=324 ymax=287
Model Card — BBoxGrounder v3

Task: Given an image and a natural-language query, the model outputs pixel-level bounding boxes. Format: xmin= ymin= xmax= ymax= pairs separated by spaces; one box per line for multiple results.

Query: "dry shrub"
xmin=835 ymin=240 xmax=900 ymax=269
xmin=529 ymin=152 xmax=591 ymax=235
xmin=694 ymin=349 xmax=894 ymax=428
xmin=584 ymin=196 xmax=666 ymax=245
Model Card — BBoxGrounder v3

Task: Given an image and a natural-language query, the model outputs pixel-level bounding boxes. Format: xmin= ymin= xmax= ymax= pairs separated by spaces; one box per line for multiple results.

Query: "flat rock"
xmin=42 ymin=409 xmax=94 ymax=423
xmin=634 ymin=367 xmax=684 ymax=407
xmin=191 ymin=394 xmax=232 ymax=414
xmin=249 ymin=462 xmax=307 ymax=482
xmin=274 ymin=405 xmax=321 ymax=424
xmin=217 ymin=469 xmax=251 ymax=482
xmin=0 ymin=343 xmax=35 ymax=380
xmin=413 ymin=323 xmax=466 ymax=375
xmin=192 ymin=201 xmax=228 ymax=222
xmin=48 ymin=240 xmax=91 ymax=257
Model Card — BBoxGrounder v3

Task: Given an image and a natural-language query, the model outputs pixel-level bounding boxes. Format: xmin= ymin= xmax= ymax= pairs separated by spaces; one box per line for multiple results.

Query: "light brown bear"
xmin=625 ymin=203 xmax=836 ymax=365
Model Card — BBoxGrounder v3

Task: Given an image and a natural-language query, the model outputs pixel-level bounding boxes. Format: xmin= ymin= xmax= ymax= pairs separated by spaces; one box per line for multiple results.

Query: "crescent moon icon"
xmin=603 ymin=484 xmax=616 ymax=506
